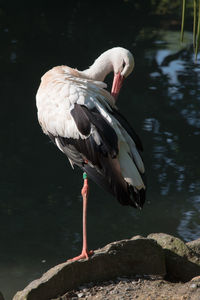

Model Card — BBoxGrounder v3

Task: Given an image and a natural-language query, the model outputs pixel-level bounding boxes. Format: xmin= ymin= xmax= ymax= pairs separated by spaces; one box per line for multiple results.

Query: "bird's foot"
xmin=67 ymin=249 xmax=94 ymax=262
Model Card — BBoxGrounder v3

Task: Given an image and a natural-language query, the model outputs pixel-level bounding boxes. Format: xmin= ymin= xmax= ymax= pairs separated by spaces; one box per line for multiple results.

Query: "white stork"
xmin=36 ymin=47 xmax=146 ymax=261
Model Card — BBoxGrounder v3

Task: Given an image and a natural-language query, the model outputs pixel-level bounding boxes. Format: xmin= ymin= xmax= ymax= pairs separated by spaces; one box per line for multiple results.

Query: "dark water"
xmin=0 ymin=4 xmax=200 ymax=299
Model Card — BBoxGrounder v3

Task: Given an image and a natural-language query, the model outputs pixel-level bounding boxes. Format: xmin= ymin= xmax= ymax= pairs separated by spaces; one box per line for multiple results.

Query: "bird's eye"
xmin=122 ymin=60 xmax=126 ymax=68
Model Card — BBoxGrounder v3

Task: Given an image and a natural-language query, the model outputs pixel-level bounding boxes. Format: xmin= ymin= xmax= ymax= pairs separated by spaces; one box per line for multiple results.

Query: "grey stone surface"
xmin=13 ymin=234 xmax=200 ymax=300
xmin=148 ymin=233 xmax=200 ymax=282
xmin=13 ymin=236 xmax=165 ymax=300
xmin=187 ymin=238 xmax=200 ymax=255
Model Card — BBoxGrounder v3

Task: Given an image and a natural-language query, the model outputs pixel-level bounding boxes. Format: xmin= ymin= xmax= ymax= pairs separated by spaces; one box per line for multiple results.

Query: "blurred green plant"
xmin=181 ymin=0 xmax=186 ymax=42
xmin=181 ymin=0 xmax=200 ymax=58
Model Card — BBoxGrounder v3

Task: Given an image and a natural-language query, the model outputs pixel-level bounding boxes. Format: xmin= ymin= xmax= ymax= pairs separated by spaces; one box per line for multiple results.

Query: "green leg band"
xmin=83 ymin=172 xmax=87 ymax=180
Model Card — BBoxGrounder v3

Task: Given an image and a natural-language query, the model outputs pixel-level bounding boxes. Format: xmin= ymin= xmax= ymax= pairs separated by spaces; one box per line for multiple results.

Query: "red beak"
xmin=111 ymin=72 xmax=124 ymax=101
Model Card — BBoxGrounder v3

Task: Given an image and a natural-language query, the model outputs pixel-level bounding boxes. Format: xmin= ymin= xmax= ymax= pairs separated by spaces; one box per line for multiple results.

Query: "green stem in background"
xmin=181 ymin=0 xmax=186 ymax=42
xmin=193 ymin=0 xmax=197 ymax=50
xmin=195 ymin=0 xmax=200 ymax=59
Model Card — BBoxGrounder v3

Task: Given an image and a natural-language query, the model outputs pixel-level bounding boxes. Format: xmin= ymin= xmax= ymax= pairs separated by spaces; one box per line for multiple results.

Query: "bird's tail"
xmin=82 ymin=155 xmax=145 ymax=209
xmin=128 ymin=185 xmax=146 ymax=209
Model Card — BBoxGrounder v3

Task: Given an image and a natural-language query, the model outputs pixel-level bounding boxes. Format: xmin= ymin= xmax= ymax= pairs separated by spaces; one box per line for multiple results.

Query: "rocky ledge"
xmin=12 ymin=233 xmax=200 ymax=300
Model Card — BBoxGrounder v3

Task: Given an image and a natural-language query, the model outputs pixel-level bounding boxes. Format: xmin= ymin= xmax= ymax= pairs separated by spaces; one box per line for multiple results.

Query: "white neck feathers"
xmin=80 ymin=47 xmax=134 ymax=82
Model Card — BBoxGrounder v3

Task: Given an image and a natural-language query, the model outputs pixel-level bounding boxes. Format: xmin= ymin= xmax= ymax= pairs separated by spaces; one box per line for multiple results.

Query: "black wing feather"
xmin=48 ymin=104 xmax=145 ymax=208
xmin=71 ymin=104 xmax=118 ymax=158
xmin=55 ymin=135 xmax=139 ymax=208
xmin=70 ymin=104 xmax=91 ymax=136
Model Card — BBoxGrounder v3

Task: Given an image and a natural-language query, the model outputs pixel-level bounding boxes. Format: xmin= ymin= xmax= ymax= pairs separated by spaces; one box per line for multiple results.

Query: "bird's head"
xmin=110 ymin=47 xmax=134 ymax=100
xmin=80 ymin=47 xmax=134 ymax=101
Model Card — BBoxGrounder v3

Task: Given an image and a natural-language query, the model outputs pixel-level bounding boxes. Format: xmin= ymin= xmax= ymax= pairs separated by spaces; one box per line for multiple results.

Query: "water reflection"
xmin=139 ymin=29 xmax=200 ymax=247
xmin=178 ymin=195 xmax=200 ymax=242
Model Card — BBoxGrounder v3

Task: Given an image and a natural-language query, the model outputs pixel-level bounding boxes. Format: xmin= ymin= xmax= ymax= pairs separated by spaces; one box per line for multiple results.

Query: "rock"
xmin=191 ymin=275 xmax=200 ymax=281
xmin=187 ymin=238 xmax=200 ymax=255
xmin=13 ymin=236 xmax=165 ymax=300
xmin=148 ymin=233 xmax=200 ymax=282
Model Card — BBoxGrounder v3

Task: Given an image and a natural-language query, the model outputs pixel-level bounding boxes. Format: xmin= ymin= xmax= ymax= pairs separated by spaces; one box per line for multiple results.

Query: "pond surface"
xmin=0 ymin=7 xmax=200 ymax=300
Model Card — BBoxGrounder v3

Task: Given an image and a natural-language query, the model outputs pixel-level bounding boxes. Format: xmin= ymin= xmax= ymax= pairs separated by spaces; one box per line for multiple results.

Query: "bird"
xmin=36 ymin=47 xmax=146 ymax=261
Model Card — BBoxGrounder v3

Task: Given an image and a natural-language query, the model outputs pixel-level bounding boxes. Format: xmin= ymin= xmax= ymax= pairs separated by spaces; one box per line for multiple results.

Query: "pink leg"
xmin=68 ymin=173 xmax=94 ymax=262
